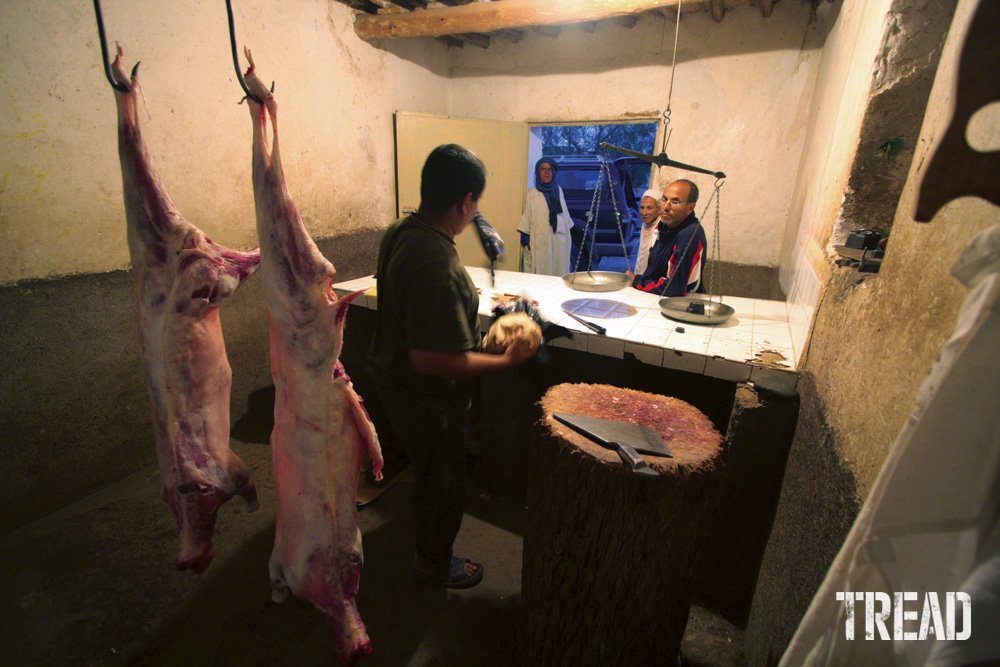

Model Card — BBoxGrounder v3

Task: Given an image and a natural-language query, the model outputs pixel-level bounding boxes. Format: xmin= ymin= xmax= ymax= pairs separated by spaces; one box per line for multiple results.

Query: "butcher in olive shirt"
xmin=368 ymin=144 xmax=536 ymax=590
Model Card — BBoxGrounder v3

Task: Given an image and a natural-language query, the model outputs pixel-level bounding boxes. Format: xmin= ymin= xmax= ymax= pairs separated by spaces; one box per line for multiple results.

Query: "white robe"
xmin=518 ymin=188 xmax=572 ymax=276
xmin=634 ymin=219 xmax=661 ymax=276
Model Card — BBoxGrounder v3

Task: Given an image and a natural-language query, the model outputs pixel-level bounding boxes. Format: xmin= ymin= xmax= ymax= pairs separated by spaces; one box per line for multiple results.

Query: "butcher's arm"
xmin=410 ymin=341 xmax=535 ymax=379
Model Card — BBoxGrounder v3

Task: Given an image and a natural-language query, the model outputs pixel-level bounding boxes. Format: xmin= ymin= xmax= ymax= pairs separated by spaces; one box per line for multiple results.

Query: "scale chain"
xmin=708 ymin=182 xmax=723 ymax=302
xmin=574 ymin=159 xmax=604 ymax=274
xmin=604 ymin=159 xmax=633 ymax=273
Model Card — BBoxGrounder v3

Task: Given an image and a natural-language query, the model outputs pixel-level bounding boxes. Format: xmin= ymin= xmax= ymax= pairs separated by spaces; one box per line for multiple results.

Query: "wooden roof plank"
xmin=356 ymin=0 xmax=705 ymax=40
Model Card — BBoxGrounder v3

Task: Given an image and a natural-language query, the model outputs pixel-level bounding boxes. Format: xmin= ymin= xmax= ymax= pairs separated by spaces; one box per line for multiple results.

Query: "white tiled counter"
xmin=334 ymin=267 xmax=800 ymax=387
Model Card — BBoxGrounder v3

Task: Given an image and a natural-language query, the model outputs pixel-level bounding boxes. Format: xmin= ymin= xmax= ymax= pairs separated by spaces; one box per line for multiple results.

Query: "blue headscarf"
xmin=534 ymin=158 xmax=562 ymax=232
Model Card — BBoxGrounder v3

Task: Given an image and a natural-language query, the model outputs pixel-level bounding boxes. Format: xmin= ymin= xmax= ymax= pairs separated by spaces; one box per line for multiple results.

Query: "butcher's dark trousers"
xmin=374 ymin=382 xmax=468 ymax=570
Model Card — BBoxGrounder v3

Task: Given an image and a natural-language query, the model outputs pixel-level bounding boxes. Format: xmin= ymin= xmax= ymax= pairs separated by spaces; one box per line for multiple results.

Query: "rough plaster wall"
xmin=747 ymin=0 xmax=997 ymax=662
xmin=837 ymin=1 xmax=956 ymax=241
xmin=777 ymin=0 xmax=893 ymax=291
xmin=0 ymin=0 xmax=448 ymax=284
xmin=744 ymin=374 xmax=861 ymax=666
xmin=804 ymin=2 xmax=997 ymax=498
xmin=444 ymin=5 xmax=821 ymax=269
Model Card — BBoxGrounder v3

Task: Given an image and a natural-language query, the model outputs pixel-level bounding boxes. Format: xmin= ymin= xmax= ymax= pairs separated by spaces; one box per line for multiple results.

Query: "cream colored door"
xmin=394 ymin=112 xmax=529 ymax=273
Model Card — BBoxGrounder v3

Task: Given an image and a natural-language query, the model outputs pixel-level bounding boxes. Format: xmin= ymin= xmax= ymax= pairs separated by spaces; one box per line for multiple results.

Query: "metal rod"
xmin=226 ymin=0 xmax=263 ymax=103
xmin=599 ymin=141 xmax=725 ymax=179
xmin=660 ymin=0 xmax=683 ymax=154
xmin=93 ymin=0 xmax=131 ymax=92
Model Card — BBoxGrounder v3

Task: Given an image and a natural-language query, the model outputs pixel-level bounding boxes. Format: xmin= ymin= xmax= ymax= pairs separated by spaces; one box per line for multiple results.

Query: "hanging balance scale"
xmin=561 ymin=156 xmax=634 ymax=292
xmin=597 ymin=0 xmax=734 ymax=325
xmin=591 ymin=159 xmax=734 ymax=325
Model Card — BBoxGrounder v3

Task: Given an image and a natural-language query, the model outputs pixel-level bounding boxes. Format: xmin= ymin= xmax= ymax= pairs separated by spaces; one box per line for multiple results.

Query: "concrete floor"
xmin=0 ymin=424 xmax=745 ymax=666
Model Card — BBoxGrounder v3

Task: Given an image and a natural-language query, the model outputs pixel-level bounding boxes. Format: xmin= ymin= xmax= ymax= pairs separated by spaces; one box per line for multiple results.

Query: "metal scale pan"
xmin=562 ymin=157 xmax=632 ymax=293
xmin=659 ymin=296 xmax=735 ymax=325
xmin=562 ymin=270 xmax=631 ymax=292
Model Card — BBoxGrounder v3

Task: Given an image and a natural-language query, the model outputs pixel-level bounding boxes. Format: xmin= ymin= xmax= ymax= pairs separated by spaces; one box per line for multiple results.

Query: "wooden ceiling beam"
xmin=354 ymin=0 xmax=728 ymax=41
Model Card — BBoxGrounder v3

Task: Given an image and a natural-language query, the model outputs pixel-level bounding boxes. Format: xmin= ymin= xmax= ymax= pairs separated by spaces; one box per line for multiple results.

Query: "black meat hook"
xmin=93 ymin=0 xmax=134 ymax=92
xmin=226 ymin=0 xmax=269 ymax=103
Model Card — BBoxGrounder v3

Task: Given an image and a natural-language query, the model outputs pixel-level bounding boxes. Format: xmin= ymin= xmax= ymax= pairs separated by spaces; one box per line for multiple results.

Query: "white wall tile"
xmin=587 ymin=335 xmax=625 ymax=359
xmin=661 ymin=350 xmax=708 ymax=374
xmin=667 ymin=333 xmax=711 ymax=354
xmin=549 ymin=333 xmax=588 ymax=352
xmin=624 ymin=342 xmax=664 ymax=367
xmin=630 ymin=326 xmax=670 ymax=347
xmin=705 ymin=357 xmax=754 ymax=382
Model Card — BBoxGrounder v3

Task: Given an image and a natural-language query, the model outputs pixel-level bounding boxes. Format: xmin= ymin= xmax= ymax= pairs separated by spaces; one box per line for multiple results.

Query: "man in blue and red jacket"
xmin=631 ymin=179 xmax=708 ymax=297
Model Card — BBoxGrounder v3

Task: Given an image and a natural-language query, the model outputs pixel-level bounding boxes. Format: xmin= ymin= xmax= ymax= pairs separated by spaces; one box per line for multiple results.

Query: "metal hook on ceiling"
xmin=93 ymin=0 xmax=132 ymax=92
xmin=226 ymin=0 xmax=265 ymax=103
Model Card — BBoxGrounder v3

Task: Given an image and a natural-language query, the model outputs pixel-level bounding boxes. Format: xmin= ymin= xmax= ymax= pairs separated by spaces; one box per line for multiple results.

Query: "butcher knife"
xmin=553 ymin=412 xmax=673 ymax=477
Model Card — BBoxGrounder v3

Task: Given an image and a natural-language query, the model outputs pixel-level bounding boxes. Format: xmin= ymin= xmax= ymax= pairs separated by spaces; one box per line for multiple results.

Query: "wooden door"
xmin=394 ymin=112 xmax=529 ymax=273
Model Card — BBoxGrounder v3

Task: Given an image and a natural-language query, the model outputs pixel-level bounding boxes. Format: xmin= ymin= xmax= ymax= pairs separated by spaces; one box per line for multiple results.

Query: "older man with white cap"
xmin=631 ymin=187 xmax=663 ymax=277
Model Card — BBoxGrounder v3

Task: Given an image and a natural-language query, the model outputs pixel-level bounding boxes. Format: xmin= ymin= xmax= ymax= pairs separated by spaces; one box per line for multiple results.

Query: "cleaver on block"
xmin=552 ymin=412 xmax=672 ymax=477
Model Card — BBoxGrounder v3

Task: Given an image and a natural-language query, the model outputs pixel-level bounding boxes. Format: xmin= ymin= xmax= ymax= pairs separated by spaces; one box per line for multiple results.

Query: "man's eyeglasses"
xmin=661 ymin=198 xmax=692 ymax=207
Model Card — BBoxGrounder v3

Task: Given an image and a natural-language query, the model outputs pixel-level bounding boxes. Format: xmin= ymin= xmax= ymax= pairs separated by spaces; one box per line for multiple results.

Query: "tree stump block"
xmin=521 ymin=383 xmax=724 ymax=666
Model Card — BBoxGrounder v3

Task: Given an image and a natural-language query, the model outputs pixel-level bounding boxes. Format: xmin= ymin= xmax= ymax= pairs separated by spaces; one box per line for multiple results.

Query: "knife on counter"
xmin=564 ymin=311 xmax=607 ymax=335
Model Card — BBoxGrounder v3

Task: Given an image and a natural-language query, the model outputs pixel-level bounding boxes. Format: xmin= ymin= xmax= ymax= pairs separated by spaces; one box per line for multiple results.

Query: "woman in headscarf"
xmin=517 ymin=157 xmax=572 ymax=276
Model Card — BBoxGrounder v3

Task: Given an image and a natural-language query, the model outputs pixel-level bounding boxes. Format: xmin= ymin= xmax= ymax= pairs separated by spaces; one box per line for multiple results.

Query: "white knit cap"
xmin=641 ymin=188 xmax=662 ymax=202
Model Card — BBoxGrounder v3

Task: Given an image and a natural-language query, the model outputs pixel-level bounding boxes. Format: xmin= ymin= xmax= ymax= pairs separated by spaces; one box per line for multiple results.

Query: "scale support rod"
xmin=599 ymin=142 xmax=725 ymax=179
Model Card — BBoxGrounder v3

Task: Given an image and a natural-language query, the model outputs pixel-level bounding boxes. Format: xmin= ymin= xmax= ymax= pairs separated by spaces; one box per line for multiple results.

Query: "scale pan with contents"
xmin=659 ymin=296 xmax=735 ymax=325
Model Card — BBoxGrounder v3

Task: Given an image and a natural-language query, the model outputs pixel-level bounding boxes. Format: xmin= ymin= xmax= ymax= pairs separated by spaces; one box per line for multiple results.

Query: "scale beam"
xmin=599 ymin=142 xmax=725 ymax=179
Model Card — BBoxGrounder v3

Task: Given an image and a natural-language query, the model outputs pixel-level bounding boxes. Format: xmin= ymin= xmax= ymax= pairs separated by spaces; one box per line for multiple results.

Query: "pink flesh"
xmin=244 ymin=52 xmax=383 ymax=662
xmin=110 ymin=49 xmax=261 ymax=574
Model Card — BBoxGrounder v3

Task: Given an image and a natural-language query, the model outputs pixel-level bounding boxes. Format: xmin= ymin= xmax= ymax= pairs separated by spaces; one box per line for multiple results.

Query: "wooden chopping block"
xmin=521 ymin=382 xmax=724 ymax=666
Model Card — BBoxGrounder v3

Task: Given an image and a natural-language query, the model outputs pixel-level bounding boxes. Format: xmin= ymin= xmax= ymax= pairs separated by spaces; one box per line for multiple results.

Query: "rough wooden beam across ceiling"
xmin=352 ymin=0 xmax=758 ymax=41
